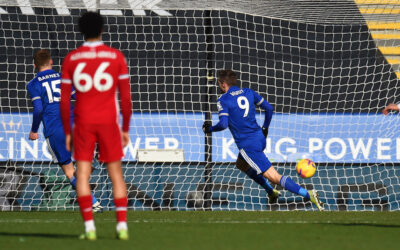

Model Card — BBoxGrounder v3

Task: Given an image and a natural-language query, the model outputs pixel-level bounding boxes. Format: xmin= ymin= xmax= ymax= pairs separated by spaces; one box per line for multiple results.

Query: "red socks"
xmin=114 ymin=197 xmax=128 ymax=222
xmin=78 ymin=195 xmax=127 ymax=223
xmin=77 ymin=195 xmax=93 ymax=222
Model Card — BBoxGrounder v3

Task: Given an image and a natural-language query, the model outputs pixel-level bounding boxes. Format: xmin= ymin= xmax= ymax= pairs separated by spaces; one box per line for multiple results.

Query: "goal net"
xmin=1 ymin=0 xmax=400 ymax=211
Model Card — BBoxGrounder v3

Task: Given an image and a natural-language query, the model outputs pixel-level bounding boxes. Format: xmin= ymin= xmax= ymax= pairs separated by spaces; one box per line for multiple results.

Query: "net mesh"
xmin=1 ymin=0 xmax=400 ymax=211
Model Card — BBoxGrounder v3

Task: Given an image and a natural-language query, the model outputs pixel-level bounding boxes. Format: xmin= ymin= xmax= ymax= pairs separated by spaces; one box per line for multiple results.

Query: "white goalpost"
xmin=1 ymin=0 xmax=400 ymax=211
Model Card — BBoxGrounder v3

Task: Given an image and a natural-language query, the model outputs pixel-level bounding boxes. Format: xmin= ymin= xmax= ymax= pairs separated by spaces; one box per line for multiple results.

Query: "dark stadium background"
xmin=1 ymin=7 xmax=399 ymax=114
xmin=1 ymin=5 xmax=400 ymax=211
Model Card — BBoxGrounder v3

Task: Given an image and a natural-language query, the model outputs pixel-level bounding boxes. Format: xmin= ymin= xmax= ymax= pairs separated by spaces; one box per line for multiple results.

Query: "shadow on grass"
xmin=328 ymin=223 xmax=400 ymax=228
xmin=0 ymin=231 xmax=78 ymax=239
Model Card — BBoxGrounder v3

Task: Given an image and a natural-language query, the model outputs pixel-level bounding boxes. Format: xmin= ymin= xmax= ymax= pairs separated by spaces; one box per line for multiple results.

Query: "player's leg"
xmin=239 ymin=149 xmax=323 ymax=210
xmin=73 ymin=124 xmax=97 ymax=240
xmin=98 ymin=123 xmax=128 ymax=240
xmin=106 ymin=161 xmax=128 ymax=240
xmin=263 ymin=166 xmax=324 ymax=211
xmin=236 ymin=155 xmax=280 ymax=203
xmin=46 ymin=132 xmax=102 ymax=212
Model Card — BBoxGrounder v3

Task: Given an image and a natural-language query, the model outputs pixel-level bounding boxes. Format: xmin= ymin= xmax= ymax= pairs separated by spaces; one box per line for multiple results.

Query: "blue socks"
xmin=245 ymin=168 xmax=274 ymax=195
xmin=280 ymin=176 xmax=310 ymax=200
xmin=69 ymin=176 xmax=77 ymax=189
xmin=69 ymin=176 xmax=98 ymax=205
xmin=91 ymin=195 xmax=98 ymax=205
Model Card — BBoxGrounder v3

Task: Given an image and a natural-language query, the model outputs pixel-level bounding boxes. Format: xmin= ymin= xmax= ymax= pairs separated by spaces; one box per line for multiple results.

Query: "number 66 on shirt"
xmin=60 ymin=41 xmax=132 ymax=163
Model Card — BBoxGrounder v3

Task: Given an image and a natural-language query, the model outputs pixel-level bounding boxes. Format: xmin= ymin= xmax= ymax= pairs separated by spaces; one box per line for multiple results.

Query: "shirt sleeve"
xmin=217 ymin=97 xmax=229 ymax=117
xmin=252 ymin=89 xmax=265 ymax=106
xmin=210 ymin=115 xmax=228 ymax=132
xmin=27 ymin=81 xmax=41 ymax=102
xmin=30 ymin=99 xmax=43 ymax=133
xmin=27 ymin=82 xmax=43 ymax=133
xmin=251 ymin=89 xmax=273 ymax=128
xmin=117 ymin=52 xmax=132 ymax=132
xmin=60 ymin=55 xmax=72 ymax=85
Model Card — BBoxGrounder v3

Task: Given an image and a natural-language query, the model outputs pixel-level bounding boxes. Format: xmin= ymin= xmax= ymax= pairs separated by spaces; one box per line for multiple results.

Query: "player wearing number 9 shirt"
xmin=202 ymin=70 xmax=324 ymax=210
xmin=60 ymin=12 xmax=132 ymax=240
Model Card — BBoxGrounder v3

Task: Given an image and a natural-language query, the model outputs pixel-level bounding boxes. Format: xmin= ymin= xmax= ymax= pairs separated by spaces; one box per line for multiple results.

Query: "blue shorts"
xmin=46 ymin=130 xmax=72 ymax=166
xmin=238 ymin=148 xmax=272 ymax=175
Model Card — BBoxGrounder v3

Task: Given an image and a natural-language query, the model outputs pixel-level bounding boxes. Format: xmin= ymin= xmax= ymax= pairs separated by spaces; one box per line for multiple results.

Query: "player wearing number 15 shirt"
xmin=60 ymin=12 xmax=132 ymax=240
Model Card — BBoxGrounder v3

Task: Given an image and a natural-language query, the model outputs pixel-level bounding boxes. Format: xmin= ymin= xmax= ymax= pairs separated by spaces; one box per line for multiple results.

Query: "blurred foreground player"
xmin=202 ymin=70 xmax=324 ymax=210
xmin=60 ymin=12 xmax=132 ymax=240
xmin=27 ymin=49 xmax=102 ymax=212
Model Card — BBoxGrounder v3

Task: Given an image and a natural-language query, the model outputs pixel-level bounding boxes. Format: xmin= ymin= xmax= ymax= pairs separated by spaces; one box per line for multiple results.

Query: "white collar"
xmin=82 ymin=41 xmax=104 ymax=47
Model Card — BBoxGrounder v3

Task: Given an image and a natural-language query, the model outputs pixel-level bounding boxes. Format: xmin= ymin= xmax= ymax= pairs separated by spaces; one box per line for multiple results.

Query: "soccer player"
xmin=26 ymin=49 xmax=102 ymax=212
xmin=202 ymin=70 xmax=324 ymax=210
xmin=60 ymin=12 xmax=132 ymax=240
xmin=382 ymin=103 xmax=400 ymax=115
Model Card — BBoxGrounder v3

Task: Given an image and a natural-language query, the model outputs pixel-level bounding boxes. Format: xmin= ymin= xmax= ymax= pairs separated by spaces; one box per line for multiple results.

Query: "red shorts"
xmin=73 ymin=123 xmax=123 ymax=162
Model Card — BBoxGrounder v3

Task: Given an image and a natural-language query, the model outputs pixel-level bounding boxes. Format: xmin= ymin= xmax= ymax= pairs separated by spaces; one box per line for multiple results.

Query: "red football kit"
xmin=60 ymin=41 xmax=132 ymax=162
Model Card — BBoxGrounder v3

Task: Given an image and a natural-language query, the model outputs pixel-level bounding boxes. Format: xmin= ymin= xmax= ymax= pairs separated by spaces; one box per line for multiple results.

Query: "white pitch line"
xmin=0 ymin=218 xmax=390 ymax=225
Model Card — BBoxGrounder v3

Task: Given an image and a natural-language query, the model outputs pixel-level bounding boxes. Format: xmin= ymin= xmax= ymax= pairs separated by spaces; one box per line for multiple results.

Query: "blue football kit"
xmin=204 ymin=84 xmax=323 ymax=209
xmin=27 ymin=69 xmax=74 ymax=166
xmin=27 ymin=69 xmax=101 ymax=210
xmin=210 ymin=86 xmax=273 ymax=174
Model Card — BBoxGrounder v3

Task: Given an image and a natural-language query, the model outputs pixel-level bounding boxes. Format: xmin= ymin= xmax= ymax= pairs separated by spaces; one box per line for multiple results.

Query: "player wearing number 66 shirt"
xmin=60 ymin=12 xmax=132 ymax=240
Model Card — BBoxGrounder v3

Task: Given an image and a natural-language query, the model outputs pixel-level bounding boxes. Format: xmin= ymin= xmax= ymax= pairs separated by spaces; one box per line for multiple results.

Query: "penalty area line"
xmin=0 ymin=218 xmax=389 ymax=225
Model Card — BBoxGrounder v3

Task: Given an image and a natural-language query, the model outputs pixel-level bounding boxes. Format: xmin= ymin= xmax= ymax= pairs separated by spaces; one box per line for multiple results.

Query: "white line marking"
xmin=132 ymin=10 xmax=146 ymax=16
xmin=100 ymin=0 xmax=117 ymax=3
xmin=82 ymin=0 xmax=96 ymax=11
xmin=52 ymin=0 xmax=70 ymax=15
xmin=17 ymin=0 xmax=35 ymax=15
xmin=0 ymin=7 xmax=8 ymax=14
xmin=0 ymin=218 xmax=394 ymax=225
xmin=128 ymin=0 xmax=172 ymax=16
xmin=100 ymin=9 xmax=123 ymax=16
xmin=152 ymin=9 xmax=173 ymax=16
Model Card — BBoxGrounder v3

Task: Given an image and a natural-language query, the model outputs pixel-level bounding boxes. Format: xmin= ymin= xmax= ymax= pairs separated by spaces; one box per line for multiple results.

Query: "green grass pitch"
xmin=1 ymin=211 xmax=400 ymax=250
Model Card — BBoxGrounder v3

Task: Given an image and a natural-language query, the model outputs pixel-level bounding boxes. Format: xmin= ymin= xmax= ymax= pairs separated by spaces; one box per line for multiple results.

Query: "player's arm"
xmin=202 ymin=99 xmax=229 ymax=133
xmin=118 ymin=53 xmax=132 ymax=147
xmin=382 ymin=103 xmax=400 ymax=115
xmin=27 ymin=83 xmax=42 ymax=140
xmin=60 ymin=56 xmax=73 ymax=151
xmin=253 ymin=90 xmax=273 ymax=138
